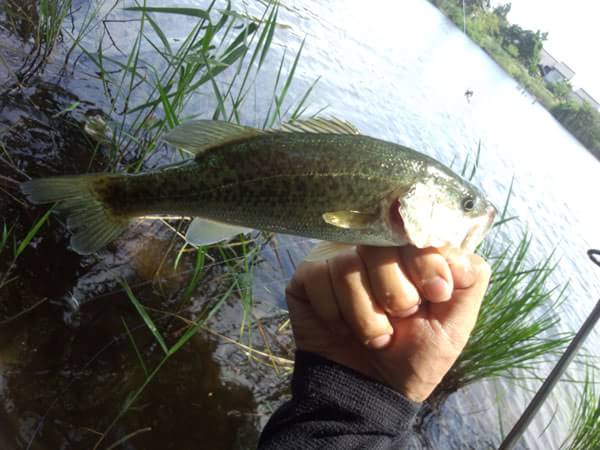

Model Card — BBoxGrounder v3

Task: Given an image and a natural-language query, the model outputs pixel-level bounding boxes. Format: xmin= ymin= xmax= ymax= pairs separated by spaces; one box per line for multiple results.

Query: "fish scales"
xmin=21 ymin=118 xmax=496 ymax=255
xmin=96 ymin=134 xmax=428 ymax=243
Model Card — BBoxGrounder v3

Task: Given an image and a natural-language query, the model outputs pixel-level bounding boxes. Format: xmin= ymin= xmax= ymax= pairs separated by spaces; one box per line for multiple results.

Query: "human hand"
xmin=285 ymin=245 xmax=491 ymax=402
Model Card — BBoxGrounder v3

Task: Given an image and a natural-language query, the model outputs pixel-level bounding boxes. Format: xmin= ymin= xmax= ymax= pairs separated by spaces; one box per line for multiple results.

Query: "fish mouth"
xmin=461 ymin=202 xmax=497 ymax=251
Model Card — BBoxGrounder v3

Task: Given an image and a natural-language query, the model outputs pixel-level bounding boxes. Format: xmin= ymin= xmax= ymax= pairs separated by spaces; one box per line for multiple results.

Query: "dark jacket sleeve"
xmin=258 ymin=350 xmax=422 ymax=449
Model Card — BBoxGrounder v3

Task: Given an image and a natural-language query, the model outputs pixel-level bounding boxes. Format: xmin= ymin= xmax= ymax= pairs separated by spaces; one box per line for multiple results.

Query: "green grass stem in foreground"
xmin=434 ymin=234 xmax=570 ymax=399
xmin=36 ymin=0 xmax=72 ymax=53
xmin=3 ymin=0 xmax=74 ymax=80
xmin=72 ymin=0 xmax=315 ymax=172
xmin=560 ymin=367 xmax=600 ymax=450
xmin=92 ymin=277 xmax=238 ymax=450
xmin=0 ymin=208 xmax=52 ymax=291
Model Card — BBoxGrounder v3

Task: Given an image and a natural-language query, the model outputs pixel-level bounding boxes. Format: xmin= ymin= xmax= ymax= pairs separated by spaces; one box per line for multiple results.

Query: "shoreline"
xmin=429 ymin=0 xmax=600 ymax=161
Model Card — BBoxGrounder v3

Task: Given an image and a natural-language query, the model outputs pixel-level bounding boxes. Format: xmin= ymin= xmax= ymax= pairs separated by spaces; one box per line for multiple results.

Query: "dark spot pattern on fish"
xmin=89 ymin=132 xmax=456 ymax=245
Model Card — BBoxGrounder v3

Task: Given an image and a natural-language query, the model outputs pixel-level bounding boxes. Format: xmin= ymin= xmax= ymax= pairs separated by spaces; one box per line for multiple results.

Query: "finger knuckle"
xmin=475 ymin=258 xmax=492 ymax=282
xmin=353 ymin=316 xmax=389 ymax=341
xmin=380 ymin=288 xmax=419 ymax=313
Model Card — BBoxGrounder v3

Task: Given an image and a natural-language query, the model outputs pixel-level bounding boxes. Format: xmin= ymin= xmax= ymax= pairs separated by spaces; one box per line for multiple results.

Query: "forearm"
xmin=258 ymin=351 xmax=421 ymax=449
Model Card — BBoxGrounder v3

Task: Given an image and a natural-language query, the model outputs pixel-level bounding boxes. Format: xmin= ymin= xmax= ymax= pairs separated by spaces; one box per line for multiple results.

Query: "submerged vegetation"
xmin=0 ymin=0 xmax=596 ymax=449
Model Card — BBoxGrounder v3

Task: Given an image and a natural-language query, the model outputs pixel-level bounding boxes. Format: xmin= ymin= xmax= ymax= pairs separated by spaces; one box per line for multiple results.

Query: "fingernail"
xmin=421 ymin=276 xmax=451 ymax=301
xmin=366 ymin=334 xmax=392 ymax=349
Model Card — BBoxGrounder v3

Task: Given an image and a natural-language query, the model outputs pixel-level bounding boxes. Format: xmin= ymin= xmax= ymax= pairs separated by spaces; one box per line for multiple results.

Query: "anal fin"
xmin=305 ymin=241 xmax=355 ymax=262
xmin=185 ymin=217 xmax=253 ymax=246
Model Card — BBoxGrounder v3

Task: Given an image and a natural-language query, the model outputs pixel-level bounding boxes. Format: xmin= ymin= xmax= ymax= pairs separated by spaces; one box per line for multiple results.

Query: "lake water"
xmin=235 ymin=1 xmax=600 ymax=447
xmin=226 ymin=0 xmax=600 ymax=447
xmin=1 ymin=0 xmax=599 ymax=448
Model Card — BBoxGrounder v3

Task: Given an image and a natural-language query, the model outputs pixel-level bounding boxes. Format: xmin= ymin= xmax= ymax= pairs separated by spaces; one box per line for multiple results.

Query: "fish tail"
xmin=21 ymin=174 xmax=130 ymax=254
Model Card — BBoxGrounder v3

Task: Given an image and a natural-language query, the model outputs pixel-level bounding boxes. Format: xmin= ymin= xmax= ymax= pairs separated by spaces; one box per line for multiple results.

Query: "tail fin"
xmin=21 ymin=174 xmax=130 ymax=255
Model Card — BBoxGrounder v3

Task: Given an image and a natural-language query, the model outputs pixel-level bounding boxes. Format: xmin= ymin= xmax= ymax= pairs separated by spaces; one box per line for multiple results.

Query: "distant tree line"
xmin=429 ymin=0 xmax=600 ymax=159
xmin=430 ymin=1 xmax=547 ymax=73
xmin=551 ymin=102 xmax=600 ymax=157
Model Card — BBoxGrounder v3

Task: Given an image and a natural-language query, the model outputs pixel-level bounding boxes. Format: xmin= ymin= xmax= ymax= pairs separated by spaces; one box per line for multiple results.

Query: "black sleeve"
xmin=258 ymin=351 xmax=422 ymax=450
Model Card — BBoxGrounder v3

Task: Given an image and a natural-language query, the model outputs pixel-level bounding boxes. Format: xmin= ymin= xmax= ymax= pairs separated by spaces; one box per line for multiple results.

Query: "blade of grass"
xmin=121 ymin=317 xmax=149 ymax=377
xmin=124 ymin=6 xmax=211 ymax=20
xmin=179 ymin=247 xmax=206 ymax=306
xmin=15 ymin=208 xmax=52 ymax=258
xmin=120 ymin=279 xmax=168 ymax=355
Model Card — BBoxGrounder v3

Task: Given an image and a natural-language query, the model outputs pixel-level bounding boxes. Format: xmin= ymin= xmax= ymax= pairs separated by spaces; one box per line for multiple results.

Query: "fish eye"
xmin=462 ymin=197 xmax=476 ymax=212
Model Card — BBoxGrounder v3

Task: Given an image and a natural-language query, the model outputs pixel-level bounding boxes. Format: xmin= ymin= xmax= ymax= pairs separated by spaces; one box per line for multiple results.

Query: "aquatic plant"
xmin=44 ymin=2 xmax=317 ymax=447
xmin=0 ymin=0 xmax=73 ymax=80
xmin=560 ymin=367 xmax=600 ymax=450
xmin=70 ymin=1 xmax=314 ymax=171
xmin=431 ymin=233 xmax=571 ymax=405
xmin=0 ymin=209 xmax=52 ymax=291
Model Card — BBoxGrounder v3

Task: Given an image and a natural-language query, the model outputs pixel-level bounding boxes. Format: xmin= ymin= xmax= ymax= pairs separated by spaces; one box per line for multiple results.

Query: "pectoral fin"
xmin=305 ymin=241 xmax=355 ymax=261
xmin=185 ymin=217 xmax=253 ymax=246
xmin=322 ymin=210 xmax=378 ymax=229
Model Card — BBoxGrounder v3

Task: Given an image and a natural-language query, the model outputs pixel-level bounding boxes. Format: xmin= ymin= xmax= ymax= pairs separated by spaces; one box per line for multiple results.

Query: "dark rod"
xmin=499 ymin=250 xmax=600 ymax=450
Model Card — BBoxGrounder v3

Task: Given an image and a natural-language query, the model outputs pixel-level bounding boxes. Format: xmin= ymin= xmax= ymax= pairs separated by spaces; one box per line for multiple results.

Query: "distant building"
xmin=569 ymin=88 xmax=600 ymax=111
xmin=538 ymin=48 xmax=575 ymax=84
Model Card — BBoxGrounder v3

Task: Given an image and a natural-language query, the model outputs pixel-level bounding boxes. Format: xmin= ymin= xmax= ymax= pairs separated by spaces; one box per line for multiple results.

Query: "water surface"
xmin=1 ymin=0 xmax=599 ymax=449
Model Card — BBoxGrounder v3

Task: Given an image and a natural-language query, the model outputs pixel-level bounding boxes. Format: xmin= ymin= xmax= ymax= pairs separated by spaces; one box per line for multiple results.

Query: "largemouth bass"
xmin=21 ymin=118 xmax=496 ymax=259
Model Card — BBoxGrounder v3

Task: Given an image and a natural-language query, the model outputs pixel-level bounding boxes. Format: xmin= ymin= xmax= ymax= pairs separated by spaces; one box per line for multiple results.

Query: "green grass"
xmin=92 ymin=276 xmax=238 ymax=450
xmin=0 ymin=208 xmax=52 ymax=290
xmin=37 ymin=0 xmax=72 ymax=52
xmin=71 ymin=0 xmax=315 ymax=171
xmin=426 ymin=231 xmax=572 ymax=408
xmin=560 ymin=367 xmax=600 ymax=450
xmin=1 ymin=0 xmax=74 ymax=81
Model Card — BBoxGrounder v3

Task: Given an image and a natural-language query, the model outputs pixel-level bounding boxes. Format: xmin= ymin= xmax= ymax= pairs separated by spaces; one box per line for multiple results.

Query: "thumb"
xmin=429 ymin=254 xmax=491 ymax=344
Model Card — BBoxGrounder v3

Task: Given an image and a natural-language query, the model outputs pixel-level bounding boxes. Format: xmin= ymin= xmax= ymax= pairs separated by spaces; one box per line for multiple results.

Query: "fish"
xmin=20 ymin=118 xmax=496 ymax=260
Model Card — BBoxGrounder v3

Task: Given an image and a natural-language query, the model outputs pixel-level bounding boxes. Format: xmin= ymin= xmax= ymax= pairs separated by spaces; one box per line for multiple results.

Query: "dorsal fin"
xmin=161 ymin=120 xmax=263 ymax=155
xmin=271 ymin=117 xmax=360 ymax=135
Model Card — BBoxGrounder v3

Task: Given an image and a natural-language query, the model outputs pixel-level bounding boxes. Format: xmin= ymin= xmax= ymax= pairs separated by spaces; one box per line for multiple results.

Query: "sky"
xmin=491 ymin=0 xmax=600 ymax=100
